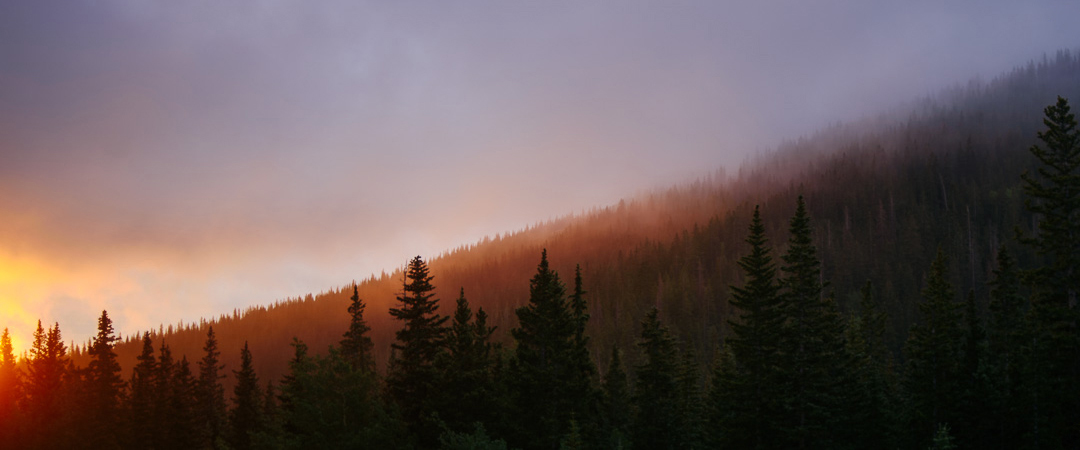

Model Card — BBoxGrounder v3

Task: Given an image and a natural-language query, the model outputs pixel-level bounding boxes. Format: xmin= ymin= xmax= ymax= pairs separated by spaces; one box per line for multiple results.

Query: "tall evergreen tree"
xmin=842 ymin=281 xmax=898 ymax=449
xmin=510 ymin=250 xmax=595 ymax=450
xmin=904 ymin=250 xmax=963 ymax=449
xmin=986 ymin=247 xmax=1026 ymax=448
xmin=341 ymin=284 xmax=375 ymax=372
xmin=85 ymin=310 xmax=125 ymax=449
xmin=775 ymin=196 xmax=851 ymax=449
xmin=0 ymin=328 xmax=20 ymax=443
xmin=387 ymin=255 xmax=449 ymax=447
xmin=170 ymin=356 xmax=200 ymax=449
xmin=710 ymin=205 xmax=784 ymax=450
xmin=127 ymin=332 xmax=157 ymax=450
xmin=22 ymin=321 xmax=68 ymax=446
xmin=196 ymin=326 xmax=228 ymax=449
xmin=229 ymin=341 xmax=263 ymax=450
xmin=630 ymin=308 xmax=683 ymax=450
xmin=600 ymin=345 xmax=631 ymax=450
xmin=1016 ymin=96 xmax=1080 ymax=448
xmin=955 ymin=290 xmax=995 ymax=449
xmin=439 ymin=288 xmax=500 ymax=435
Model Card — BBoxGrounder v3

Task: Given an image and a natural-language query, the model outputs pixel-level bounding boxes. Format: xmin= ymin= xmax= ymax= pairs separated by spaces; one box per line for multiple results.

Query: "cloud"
xmin=1 ymin=0 xmax=1079 ymax=350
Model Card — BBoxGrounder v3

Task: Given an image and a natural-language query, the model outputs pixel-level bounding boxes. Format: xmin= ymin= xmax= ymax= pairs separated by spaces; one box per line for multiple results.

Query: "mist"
xmin=1 ymin=0 xmax=1078 ymax=349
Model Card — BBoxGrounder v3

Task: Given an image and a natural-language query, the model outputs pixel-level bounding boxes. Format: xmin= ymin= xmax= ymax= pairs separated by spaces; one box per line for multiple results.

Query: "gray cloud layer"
xmin=1 ymin=0 xmax=1078 ymax=344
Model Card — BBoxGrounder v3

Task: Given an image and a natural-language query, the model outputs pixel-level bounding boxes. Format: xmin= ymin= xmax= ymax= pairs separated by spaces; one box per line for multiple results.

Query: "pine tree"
xmin=196 ymin=326 xmax=227 ymax=449
xmin=127 ymin=332 xmax=157 ymax=449
xmin=955 ymin=290 xmax=994 ymax=449
xmin=842 ymin=281 xmax=898 ymax=449
xmin=1016 ymin=96 xmax=1080 ymax=448
xmin=86 ymin=310 xmax=125 ymax=449
xmin=711 ymin=205 xmax=784 ymax=449
xmin=775 ymin=196 xmax=851 ymax=449
xmin=509 ymin=250 xmax=595 ymax=450
xmin=387 ymin=255 xmax=449 ymax=447
xmin=600 ymin=345 xmax=631 ymax=450
xmin=630 ymin=308 xmax=682 ymax=450
xmin=904 ymin=250 xmax=963 ymax=449
xmin=229 ymin=341 xmax=263 ymax=450
xmin=986 ymin=247 xmax=1026 ymax=448
xmin=440 ymin=288 xmax=500 ymax=434
xmin=167 ymin=356 xmax=199 ymax=450
xmin=0 ymin=328 xmax=21 ymax=442
xmin=341 ymin=284 xmax=375 ymax=372
xmin=24 ymin=321 xmax=67 ymax=421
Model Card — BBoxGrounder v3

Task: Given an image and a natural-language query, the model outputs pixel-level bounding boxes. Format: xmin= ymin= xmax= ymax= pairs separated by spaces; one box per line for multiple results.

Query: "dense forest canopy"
xmin=1 ymin=51 xmax=1078 ymax=449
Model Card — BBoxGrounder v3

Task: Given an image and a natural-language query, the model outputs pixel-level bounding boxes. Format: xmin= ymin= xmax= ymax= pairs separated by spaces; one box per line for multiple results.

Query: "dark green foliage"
xmin=340 ymin=284 xmax=375 ymax=372
xmin=509 ymin=250 xmax=597 ymax=450
xmin=229 ymin=341 xmax=263 ymax=450
xmin=711 ymin=205 xmax=785 ymax=449
xmin=85 ymin=310 xmax=124 ymax=449
xmin=439 ymin=423 xmax=509 ymax=450
xmin=387 ymin=255 xmax=449 ymax=447
xmin=438 ymin=288 xmax=501 ymax=435
xmin=159 ymin=345 xmax=199 ymax=450
xmin=842 ymin=281 xmax=899 ymax=449
xmin=986 ymin=248 xmax=1026 ymax=448
xmin=276 ymin=339 xmax=406 ymax=449
xmin=1017 ymin=96 xmax=1080 ymax=449
xmin=600 ymin=345 xmax=631 ymax=450
xmin=904 ymin=250 xmax=964 ymax=448
xmin=630 ymin=308 xmax=684 ymax=450
xmin=775 ymin=196 xmax=853 ymax=449
xmin=196 ymin=326 xmax=228 ymax=449
xmin=127 ymin=332 xmax=157 ymax=449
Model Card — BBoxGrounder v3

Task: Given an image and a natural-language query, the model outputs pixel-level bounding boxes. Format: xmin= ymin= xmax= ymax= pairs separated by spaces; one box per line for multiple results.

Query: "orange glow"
xmin=0 ymin=254 xmax=57 ymax=355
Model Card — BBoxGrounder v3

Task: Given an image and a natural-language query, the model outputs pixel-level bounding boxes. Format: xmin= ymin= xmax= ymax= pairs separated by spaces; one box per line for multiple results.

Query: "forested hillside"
xmin=68 ymin=51 xmax=1078 ymax=383
xmin=2 ymin=51 xmax=1078 ymax=449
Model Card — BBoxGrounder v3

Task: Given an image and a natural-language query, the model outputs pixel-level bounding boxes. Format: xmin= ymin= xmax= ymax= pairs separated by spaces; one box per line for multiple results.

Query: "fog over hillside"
xmin=2 ymin=1 xmax=1080 ymax=350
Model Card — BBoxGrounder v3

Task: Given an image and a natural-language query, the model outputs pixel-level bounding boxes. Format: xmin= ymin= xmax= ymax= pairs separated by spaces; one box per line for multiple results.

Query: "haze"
xmin=2 ymin=0 xmax=1078 ymax=352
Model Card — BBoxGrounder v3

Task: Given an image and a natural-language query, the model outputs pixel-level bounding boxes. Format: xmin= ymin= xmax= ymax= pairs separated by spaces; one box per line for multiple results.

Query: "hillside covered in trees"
xmin=1 ymin=51 xmax=1078 ymax=449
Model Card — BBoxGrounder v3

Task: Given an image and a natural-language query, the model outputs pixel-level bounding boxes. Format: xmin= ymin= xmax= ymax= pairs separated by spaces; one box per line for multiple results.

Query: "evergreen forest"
xmin=1 ymin=52 xmax=1079 ymax=449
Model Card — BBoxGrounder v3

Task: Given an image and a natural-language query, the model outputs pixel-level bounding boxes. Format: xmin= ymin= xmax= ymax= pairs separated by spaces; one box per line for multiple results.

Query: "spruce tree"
xmin=341 ymin=284 xmax=375 ymax=372
xmin=196 ymin=326 xmax=227 ymax=449
xmin=0 ymin=328 xmax=20 ymax=442
xmin=168 ymin=356 xmax=199 ymax=450
xmin=1016 ymin=96 xmax=1080 ymax=448
xmin=127 ymin=332 xmax=157 ymax=449
xmin=630 ymin=308 xmax=683 ymax=450
xmin=440 ymin=288 xmax=500 ymax=434
xmin=775 ymin=196 xmax=850 ymax=449
xmin=842 ymin=281 xmax=898 ymax=449
xmin=387 ymin=255 xmax=449 ymax=447
xmin=904 ymin=250 xmax=963 ymax=449
xmin=23 ymin=321 xmax=67 ymax=446
xmin=86 ymin=310 xmax=124 ymax=449
xmin=600 ymin=345 xmax=631 ymax=450
xmin=510 ymin=250 xmax=595 ymax=450
xmin=986 ymin=248 xmax=1026 ymax=448
xmin=711 ymin=205 xmax=784 ymax=449
xmin=955 ymin=290 xmax=994 ymax=449
xmin=229 ymin=341 xmax=263 ymax=450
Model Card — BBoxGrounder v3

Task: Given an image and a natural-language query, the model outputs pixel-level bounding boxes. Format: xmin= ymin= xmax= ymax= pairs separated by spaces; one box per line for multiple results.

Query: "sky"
xmin=2 ymin=1 xmax=1079 ymax=353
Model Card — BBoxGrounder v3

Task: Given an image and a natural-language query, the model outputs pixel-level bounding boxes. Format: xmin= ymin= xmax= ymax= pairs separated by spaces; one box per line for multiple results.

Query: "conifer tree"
xmin=167 ymin=355 xmax=199 ymax=450
xmin=127 ymin=332 xmax=157 ymax=449
xmin=229 ymin=341 xmax=263 ymax=450
xmin=1016 ymin=96 xmax=1080 ymax=448
xmin=986 ymin=248 xmax=1026 ymax=448
xmin=711 ymin=205 xmax=784 ymax=449
xmin=341 ymin=284 xmax=375 ymax=372
xmin=904 ymin=250 xmax=963 ymax=449
xmin=86 ymin=310 xmax=124 ymax=449
xmin=842 ymin=281 xmax=898 ymax=449
xmin=387 ymin=255 xmax=448 ymax=446
xmin=630 ymin=308 xmax=682 ymax=450
xmin=510 ymin=250 xmax=595 ymax=450
xmin=955 ymin=290 xmax=994 ymax=449
xmin=196 ymin=326 xmax=227 ymax=449
xmin=600 ymin=345 xmax=630 ymax=450
xmin=22 ymin=321 xmax=67 ymax=447
xmin=0 ymin=328 xmax=20 ymax=442
xmin=775 ymin=196 xmax=851 ymax=448
xmin=440 ymin=288 xmax=500 ymax=434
